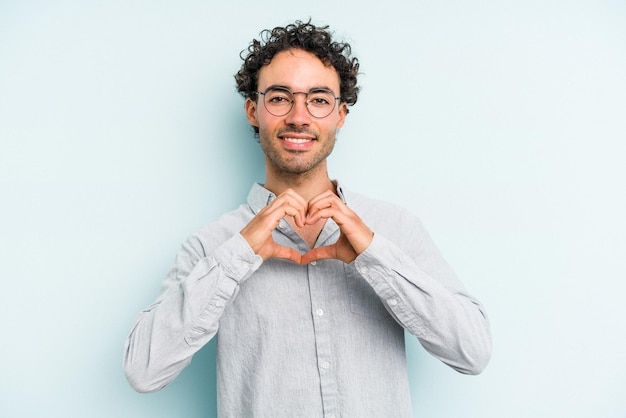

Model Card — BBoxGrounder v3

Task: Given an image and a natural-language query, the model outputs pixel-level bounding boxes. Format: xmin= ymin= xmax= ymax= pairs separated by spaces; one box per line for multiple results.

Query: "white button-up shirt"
xmin=124 ymin=182 xmax=492 ymax=417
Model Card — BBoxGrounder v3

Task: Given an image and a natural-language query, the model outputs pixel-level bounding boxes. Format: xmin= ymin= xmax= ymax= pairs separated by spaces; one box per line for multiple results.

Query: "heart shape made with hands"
xmin=299 ymin=232 xmax=358 ymax=265
xmin=240 ymin=189 xmax=374 ymax=265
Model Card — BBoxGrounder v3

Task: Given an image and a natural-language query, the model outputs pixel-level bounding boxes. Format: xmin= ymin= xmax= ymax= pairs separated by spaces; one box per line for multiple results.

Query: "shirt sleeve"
xmin=352 ymin=214 xmax=492 ymax=375
xmin=123 ymin=232 xmax=263 ymax=393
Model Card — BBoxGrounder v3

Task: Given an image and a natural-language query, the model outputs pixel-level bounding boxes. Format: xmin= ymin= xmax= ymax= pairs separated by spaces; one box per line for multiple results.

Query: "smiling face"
xmin=245 ymin=49 xmax=347 ymax=178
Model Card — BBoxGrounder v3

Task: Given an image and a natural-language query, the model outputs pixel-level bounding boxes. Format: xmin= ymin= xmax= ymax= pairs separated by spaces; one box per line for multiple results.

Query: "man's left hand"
xmin=301 ymin=190 xmax=374 ymax=264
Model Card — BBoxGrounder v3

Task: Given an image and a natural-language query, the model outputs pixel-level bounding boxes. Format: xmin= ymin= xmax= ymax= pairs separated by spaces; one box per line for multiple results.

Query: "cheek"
xmin=322 ymin=115 xmax=344 ymax=133
xmin=256 ymin=118 xmax=276 ymax=142
xmin=255 ymin=109 xmax=279 ymax=129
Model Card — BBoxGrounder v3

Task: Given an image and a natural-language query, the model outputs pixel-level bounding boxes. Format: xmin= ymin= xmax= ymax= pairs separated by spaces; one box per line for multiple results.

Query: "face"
xmin=245 ymin=49 xmax=347 ymax=176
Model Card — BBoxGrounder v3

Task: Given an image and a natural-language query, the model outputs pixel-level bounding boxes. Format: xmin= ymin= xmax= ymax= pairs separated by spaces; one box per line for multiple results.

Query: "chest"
xmin=287 ymin=218 xmax=326 ymax=249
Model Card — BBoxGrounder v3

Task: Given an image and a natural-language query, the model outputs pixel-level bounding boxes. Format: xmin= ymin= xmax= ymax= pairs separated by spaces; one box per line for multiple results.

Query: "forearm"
xmin=123 ymin=233 xmax=262 ymax=392
xmin=353 ymin=234 xmax=492 ymax=375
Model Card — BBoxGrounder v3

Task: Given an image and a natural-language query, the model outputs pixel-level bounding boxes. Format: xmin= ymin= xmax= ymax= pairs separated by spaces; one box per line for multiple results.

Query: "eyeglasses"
xmin=255 ymin=87 xmax=341 ymax=119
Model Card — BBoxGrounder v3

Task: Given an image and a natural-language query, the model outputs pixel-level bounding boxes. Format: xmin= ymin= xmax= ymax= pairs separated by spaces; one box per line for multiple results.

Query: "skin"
xmin=240 ymin=48 xmax=373 ymax=264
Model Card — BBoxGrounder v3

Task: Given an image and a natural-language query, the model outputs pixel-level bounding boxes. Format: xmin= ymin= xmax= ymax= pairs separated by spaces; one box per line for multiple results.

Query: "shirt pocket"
xmin=344 ymin=264 xmax=389 ymax=320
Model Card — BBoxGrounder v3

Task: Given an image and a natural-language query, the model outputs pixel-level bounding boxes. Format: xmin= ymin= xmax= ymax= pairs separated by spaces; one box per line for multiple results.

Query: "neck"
xmin=264 ymin=161 xmax=336 ymax=201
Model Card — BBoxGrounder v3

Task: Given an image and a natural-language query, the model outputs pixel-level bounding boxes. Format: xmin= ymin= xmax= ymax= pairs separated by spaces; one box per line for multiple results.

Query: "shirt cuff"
xmin=212 ymin=233 xmax=263 ymax=283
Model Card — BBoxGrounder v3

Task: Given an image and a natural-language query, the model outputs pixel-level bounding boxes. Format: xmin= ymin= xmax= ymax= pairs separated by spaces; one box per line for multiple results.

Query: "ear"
xmin=336 ymin=102 xmax=348 ymax=129
xmin=245 ymin=98 xmax=259 ymax=128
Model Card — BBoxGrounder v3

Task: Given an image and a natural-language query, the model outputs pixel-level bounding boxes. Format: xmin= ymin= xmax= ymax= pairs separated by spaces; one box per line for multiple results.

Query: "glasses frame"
xmin=255 ymin=87 xmax=342 ymax=119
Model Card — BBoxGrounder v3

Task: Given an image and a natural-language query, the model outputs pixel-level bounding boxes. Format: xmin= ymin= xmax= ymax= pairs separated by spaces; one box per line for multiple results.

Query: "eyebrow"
xmin=263 ymin=84 xmax=336 ymax=93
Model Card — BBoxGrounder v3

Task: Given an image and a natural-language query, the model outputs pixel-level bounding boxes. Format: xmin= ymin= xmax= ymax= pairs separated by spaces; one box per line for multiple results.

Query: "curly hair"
xmin=235 ymin=20 xmax=360 ymax=110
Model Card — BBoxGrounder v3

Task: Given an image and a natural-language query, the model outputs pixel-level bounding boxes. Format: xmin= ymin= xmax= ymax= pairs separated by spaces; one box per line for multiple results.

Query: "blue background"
xmin=1 ymin=1 xmax=625 ymax=417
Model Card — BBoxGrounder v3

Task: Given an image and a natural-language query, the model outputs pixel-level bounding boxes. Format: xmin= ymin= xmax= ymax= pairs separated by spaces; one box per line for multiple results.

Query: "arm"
xmin=353 ymin=227 xmax=492 ymax=375
xmin=124 ymin=189 xmax=309 ymax=392
xmin=303 ymin=192 xmax=492 ymax=374
xmin=123 ymin=233 xmax=262 ymax=393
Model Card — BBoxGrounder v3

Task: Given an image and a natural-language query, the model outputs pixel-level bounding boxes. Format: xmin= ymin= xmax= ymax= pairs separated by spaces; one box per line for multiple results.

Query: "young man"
xmin=124 ymin=21 xmax=492 ymax=418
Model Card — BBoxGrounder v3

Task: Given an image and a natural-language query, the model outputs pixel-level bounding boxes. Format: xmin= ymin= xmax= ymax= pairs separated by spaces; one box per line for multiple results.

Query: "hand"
xmin=301 ymin=190 xmax=374 ymax=264
xmin=240 ymin=189 xmax=307 ymax=264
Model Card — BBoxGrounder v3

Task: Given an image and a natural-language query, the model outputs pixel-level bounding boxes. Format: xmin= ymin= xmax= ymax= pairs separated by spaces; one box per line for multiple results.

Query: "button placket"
xmin=308 ymin=260 xmax=339 ymax=417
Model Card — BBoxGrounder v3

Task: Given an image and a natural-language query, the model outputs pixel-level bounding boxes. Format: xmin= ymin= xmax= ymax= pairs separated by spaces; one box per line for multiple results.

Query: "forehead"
xmin=257 ymin=49 xmax=340 ymax=92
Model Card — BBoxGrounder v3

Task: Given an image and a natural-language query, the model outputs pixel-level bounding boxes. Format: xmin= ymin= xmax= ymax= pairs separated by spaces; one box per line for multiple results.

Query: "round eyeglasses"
xmin=255 ymin=87 xmax=341 ymax=119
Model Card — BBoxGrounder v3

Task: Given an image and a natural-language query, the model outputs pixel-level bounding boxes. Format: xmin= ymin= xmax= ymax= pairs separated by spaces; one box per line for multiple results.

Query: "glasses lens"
xmin=307 ymin=90 xmax=336 ymax=118
xmin=263 ymin=88 xmax=293 ymax=117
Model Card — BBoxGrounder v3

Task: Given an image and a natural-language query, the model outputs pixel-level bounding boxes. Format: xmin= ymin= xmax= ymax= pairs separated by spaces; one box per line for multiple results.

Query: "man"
xmin=124 ymin=20 xmax=492 ymax=418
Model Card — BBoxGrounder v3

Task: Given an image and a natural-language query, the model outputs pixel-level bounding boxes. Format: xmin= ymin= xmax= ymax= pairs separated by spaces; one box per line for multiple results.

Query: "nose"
xmin=284 ymin=92 xmax=311 ymax=126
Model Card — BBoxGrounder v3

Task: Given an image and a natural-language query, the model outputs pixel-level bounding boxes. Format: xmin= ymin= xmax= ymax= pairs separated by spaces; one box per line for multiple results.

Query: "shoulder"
xmin=342 ymin=188 xmax=439 ymax=262
xmin=343 ymin=188 xmax=422 ymax=227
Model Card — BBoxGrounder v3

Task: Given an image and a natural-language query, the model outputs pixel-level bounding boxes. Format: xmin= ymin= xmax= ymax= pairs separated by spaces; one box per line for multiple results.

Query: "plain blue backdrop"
xmin=1 ymin=1 xmax=625 ymax=417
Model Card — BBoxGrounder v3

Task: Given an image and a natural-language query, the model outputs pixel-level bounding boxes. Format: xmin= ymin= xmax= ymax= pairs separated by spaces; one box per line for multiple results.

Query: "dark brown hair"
xmin=235 ymin=20 xmax=360 ymax=109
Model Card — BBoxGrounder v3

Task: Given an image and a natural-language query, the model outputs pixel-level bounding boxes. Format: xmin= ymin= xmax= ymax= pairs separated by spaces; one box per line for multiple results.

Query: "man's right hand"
xmin=240 ymin=189 xmax=306 ymax=264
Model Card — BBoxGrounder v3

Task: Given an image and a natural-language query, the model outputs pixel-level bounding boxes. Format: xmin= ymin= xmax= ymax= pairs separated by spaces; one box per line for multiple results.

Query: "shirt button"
xmin=321 ymin=361 xmax=330 ymax=370
xmin=316 ymin=308 xmax=324 ymax=316
xmin=214 ymin=300 xmax=224 ymax=308
xmin=388 ymin=299 xmax=398 ymax=307
xmin=278 ymin=220 xmax=287 ymax=229
xmin=358 ymin=266 xmax=369 ymax=274
xmin=310 ymin=260 xmax=317 ymax=266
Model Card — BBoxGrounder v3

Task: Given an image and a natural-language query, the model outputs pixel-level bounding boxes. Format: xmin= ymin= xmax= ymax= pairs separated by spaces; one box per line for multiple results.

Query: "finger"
xmin=306 ymin=189 xmax=336 ymax=207
xmin=306 ymin=207 xmax=341 ymax=225
xmin=271 ymin=244 xmax=303 ymax=264
xmin=306 ymin=197 xmax=347 ymax=224
xmin=272 ymin=191 xmax=308 ymax=227
xmin=261 ymin=200 xmax=305 ymax=229
xmin=307 ymin=190 xmax=343 ymax=213
xmin=242 ymin=208 xmax=302 ymax=253
xmin=301 ymin=245 xmax=337 ymax=264
xmin=276 ymin=204 xmax=307 ymax=228
xmin=281 ymin=188 xmax=309 ymax=207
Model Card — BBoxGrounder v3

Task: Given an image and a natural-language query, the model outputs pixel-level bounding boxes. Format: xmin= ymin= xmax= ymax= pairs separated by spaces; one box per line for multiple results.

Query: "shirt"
xmin=124 ymin=182 xmax=492 ymax=418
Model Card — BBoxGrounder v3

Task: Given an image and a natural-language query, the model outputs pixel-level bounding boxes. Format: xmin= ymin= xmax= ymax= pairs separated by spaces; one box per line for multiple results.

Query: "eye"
xmin=265 ymin=89 xmax=292 ymax=105
xmin=268 ymin=95 xmax=289 ymax=103
xmin=308 ymin=91 xmax=334 ymax=106
xmin=310 ymin=97 xmax=330 ymax=105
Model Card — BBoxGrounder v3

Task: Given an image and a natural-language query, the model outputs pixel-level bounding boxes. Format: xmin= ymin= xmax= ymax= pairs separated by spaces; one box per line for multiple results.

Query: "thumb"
xmin=271 ymin=244 xmax=303 ymax=264
xmin=301 ymin=245 xmax=337 ymax=265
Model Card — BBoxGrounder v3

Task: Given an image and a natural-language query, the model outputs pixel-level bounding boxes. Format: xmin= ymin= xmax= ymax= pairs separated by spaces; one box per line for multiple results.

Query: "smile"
xmin=282 ymin=137 xmax=314 ymax=144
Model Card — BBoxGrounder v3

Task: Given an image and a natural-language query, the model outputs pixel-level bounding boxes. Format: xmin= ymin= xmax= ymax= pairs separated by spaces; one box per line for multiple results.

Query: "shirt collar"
xmin=247 ymin=181 xmax=348 ymax=214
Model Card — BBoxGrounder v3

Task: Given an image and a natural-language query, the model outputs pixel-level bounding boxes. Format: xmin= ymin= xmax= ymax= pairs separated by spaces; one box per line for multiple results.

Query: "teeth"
xmin=283 ymin=137 xmax=312 ymax=143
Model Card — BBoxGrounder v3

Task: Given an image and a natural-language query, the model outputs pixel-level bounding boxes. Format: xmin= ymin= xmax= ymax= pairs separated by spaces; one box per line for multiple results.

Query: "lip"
xmin=279 ymin=134 xmax=316 ymax=150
